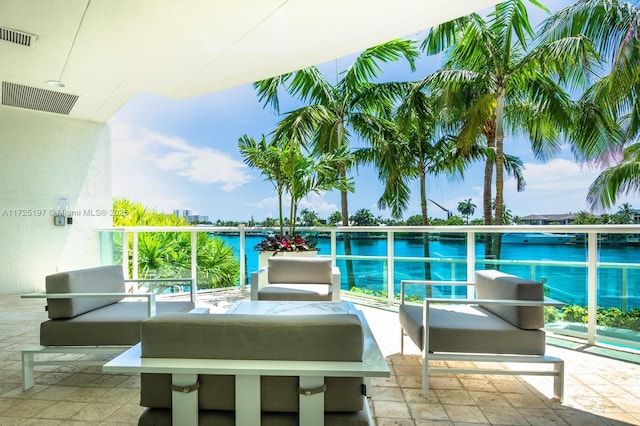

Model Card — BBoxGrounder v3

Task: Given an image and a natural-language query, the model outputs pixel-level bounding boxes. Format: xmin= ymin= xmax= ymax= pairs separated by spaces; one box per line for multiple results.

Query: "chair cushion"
xmin=475 ymin=270 xmax=544 ymax=329
xmin=258 ymin=283 xmax=332 ymax=301
xmin=45 ymin=265 xmax=125 ymax=319
xmin=399 ymin=303 xmax=545 ymax=355
xmin=267 ymin=257 xmax=333 ymax=284
xmin=39 ymin=300 xmax=195 ymax=346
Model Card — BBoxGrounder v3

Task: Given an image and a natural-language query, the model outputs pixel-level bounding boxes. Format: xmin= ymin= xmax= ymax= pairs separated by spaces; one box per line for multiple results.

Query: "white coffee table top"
xmin=226 ymin=300 xmax=357 ymax=316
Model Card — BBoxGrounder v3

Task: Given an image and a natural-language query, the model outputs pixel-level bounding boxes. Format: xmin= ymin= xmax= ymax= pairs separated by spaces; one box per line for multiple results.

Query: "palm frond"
xmin=588 ymin=146 xmax=640 ymax=210
xmin=343 ymin=40 xmax=419 ymax=90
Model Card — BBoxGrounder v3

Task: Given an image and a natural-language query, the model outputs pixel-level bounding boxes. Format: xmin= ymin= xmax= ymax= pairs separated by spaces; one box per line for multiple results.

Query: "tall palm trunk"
xmin=493 ymin=92 xmax=506 ymax=263
xmin=483 ymin=122 xmax=496 ymax=265
xmin=339 ymin=164 xmax=355 ymax=289
xmin=420 ymin=168 xmax=432 ymax=297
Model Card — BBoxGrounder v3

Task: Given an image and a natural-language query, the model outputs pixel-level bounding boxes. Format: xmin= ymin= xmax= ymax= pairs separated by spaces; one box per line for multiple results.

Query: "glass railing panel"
xmin=594 ymin=237 xmax=640 ymax=348
xmin=393 ymin=231 xmax=469 ymax=301
xmin=336 ymin=231 xmax=387 ymax=295
xmin=98 ymin=230 xmax=120 ymax=266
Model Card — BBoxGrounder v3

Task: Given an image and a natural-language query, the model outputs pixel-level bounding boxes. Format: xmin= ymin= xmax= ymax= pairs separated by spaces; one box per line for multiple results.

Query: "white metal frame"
xmin=400 ymin=280 xmax=565 ymax=402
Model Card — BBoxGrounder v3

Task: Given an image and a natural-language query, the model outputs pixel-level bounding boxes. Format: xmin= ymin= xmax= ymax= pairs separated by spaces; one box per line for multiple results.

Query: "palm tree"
xmin=239 ymin=134 xmax=352 ymax=238
xmin=457 ymin=199 xmax=476 ymax=225
xmin=356 ymin=87 xmax=473 ymax=281
xmin=540 ymin=0 xmax=640 ymax=210
xmin=254 ymin=40 xmax=419 ymax=285
xmin=238 ymin=135 xmax=288 ymax=237
xmin=420 ymin=0 xmax=592 ymax=259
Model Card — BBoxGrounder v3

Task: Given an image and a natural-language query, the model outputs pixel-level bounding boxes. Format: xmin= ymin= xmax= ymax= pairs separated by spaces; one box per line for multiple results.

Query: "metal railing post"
xmin=587 ymin=232 xmax=598 ymax=345
xmin=239 ymin=225 xmax=246 ymax=289
xmin=387 ymin=230 xmax=394 ymax=304
xmin=621 ymin=267 xmax=628 ymax=312
xmin=191 ymin=230 xmax=198 ymax=287
xmin=330 ymin=230 xmax=337 ymax=266
xmin=466 ymin=230 xmax=475 ymax=298
xmin=132 ymin=231 xmax=139 ymax=280
xmin=122 ymin=230 xmax=129 ymax=280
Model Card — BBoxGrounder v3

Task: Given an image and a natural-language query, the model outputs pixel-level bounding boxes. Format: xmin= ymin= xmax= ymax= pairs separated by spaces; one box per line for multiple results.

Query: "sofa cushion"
xmin=39 ymin=300 xmax=195 ymax=346
xmin=140 ymin=313 xmax=364 ymax=412
xmin=258 ymin=283 xmax=332 ymax=301
xmin=267 ymin=257 xmax=333 ymax=284
xmin=475 ymin=270 xmax=544 ymax=329
xmin=399 ymin=303 xmax=545 ymax=355
xmin=46 ymin=265 xmax=125 ymax=319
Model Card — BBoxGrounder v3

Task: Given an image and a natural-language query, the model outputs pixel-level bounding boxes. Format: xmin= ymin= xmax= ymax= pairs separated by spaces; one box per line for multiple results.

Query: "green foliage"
xmin=112 ymin=198 xmax=239 ymax=289
xmin=561 ymin=305 xmax=588 ymax=323
xmin=350 ymin=208 xmax=378 ymax=226
xmin=559 ymin=305 xmax=640 ymax=331
xmin=328 ymin=211 xmax=342 ymax=225
xmin=405 ymin=215 xmax=425 ymax=226
xmin=545 ymin=307 xmax=559 ymax=323
xmin=349 ymin=287 xmax=422 ymax=303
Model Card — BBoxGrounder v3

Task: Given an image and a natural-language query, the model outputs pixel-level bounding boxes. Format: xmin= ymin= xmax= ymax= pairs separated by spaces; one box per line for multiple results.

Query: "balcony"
xmin=2 ymin=288 xmax=640 ymax=424
xmin=101 ymin=224 xmax=640 ymax=350
xmin=2 ymin=224 xmax=638 ymax=423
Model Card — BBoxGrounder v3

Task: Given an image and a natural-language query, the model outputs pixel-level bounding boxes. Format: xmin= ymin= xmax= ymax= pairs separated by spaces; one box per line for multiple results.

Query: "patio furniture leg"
xmin=299 ymin=376 xmax=324 ymax=426
xmin=171 ymin=373 xmax=198 ymax=426
xmin=236 ymin=375 xmax=260 ymax=425
xmin=554 ymin=360 xmax=565 ymax=403
xmin=21 ymin=350 xmax=34 ymax=390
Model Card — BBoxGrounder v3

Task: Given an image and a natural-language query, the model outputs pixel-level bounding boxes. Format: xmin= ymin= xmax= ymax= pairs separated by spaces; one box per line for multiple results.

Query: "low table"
xmin=104 ymin=300 xmax=389 ymax=426
xmin=226 ymin=300 xmax=359 ymax=315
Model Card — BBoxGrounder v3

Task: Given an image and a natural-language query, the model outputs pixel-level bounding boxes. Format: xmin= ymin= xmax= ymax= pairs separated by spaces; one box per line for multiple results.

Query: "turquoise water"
xmin=217 ymin=234 xmax=640 ymax=310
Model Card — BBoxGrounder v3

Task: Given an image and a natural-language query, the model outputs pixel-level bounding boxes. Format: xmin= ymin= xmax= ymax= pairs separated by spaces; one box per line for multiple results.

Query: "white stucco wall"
xmin=0 ymin=108 xmax=111 ymax=294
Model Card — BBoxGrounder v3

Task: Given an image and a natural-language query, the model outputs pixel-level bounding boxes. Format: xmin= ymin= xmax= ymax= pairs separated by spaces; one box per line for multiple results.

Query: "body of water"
xmin=217 ymin=233 xmax=640 ymax=310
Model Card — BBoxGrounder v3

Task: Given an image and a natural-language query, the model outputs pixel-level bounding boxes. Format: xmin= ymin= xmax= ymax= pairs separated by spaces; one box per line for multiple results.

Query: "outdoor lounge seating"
xmin=104 ymin=309 xmax=389 ymax=425
xmin=20 ymin=265 xmax=201 ymax=390
xmin=250 ymin=256 xmax=341 ymax=301
xmin=399 ymin=270 xmax=565 ymax=401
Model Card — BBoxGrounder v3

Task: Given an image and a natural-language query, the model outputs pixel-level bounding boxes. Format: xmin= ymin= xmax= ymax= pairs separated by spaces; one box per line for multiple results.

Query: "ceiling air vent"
xmin=0 ymin=26 xmax=35 ymax=47
xmin=2 ymin=82 xmax=78 ymax=115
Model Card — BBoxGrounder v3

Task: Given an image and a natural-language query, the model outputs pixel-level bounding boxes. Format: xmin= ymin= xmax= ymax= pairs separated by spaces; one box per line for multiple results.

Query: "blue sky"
xmin=110 ymin=1 xmax=636 ymax=223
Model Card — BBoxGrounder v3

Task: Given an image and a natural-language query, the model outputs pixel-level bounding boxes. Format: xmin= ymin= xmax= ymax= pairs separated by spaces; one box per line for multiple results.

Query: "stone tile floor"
xmin=1 ymin=288 xmax=639 ymax=425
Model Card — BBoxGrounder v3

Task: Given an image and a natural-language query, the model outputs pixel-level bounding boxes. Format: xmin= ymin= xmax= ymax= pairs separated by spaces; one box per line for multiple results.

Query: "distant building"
xmin=173 ymin=209 xmax=209 ymax=224
xmin=173 ymin=209 xmax=191 ymax=217
xmin=185 ymin=215 xmax=209 ymax=223
xmin=519 ymin=214 xmax=577 ymax=225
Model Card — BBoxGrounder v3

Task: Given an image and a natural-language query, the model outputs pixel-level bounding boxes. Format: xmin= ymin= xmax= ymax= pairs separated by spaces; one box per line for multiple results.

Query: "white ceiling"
xmin=0 ymin=0 xmax=500 ymax=122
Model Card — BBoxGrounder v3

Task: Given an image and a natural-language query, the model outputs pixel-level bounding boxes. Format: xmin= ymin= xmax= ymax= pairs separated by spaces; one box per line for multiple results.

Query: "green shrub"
xmin=560 ymin=305 xmax=640 ymax=331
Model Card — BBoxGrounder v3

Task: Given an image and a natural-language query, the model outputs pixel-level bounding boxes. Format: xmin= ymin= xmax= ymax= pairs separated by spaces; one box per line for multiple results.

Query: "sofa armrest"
xmin=331 ymin=266 xmax=341 ymax=301
xmin=22 ymin=292 xmax=160 ymax=317
xmin=400 ymin=280 xmax=474 ymax=304
xmin=250 ymin=268 xmax=268 ymax=300
xmin=424 ymin=297 xmax=565 ymax=307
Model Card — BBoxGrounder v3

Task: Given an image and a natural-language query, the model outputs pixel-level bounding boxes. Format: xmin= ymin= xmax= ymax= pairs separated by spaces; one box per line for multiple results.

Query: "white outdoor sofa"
xmin=21 ymin=265 xmax=203 ymax=390
xmin=399 ymin=270 xmax=565 ymax=402
xmin=104 ymin=307 xmax=390 ymax=425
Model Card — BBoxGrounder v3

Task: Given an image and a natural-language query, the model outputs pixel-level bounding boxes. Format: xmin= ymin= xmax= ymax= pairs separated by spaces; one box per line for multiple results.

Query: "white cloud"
xmin=246 ymin=192 xmax=338 ymax=218
xmin=110 ymin=121 xmax=253 ymax=191
xmin=504 ymin=159 xmax=601 ymax=215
